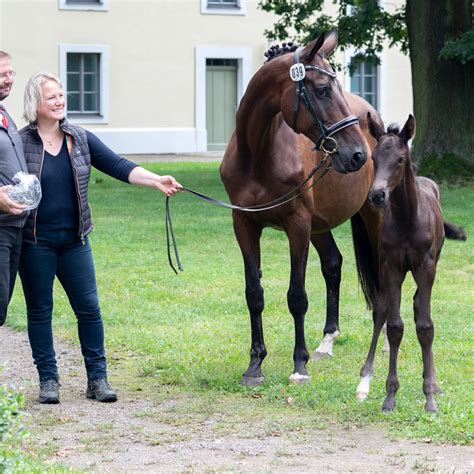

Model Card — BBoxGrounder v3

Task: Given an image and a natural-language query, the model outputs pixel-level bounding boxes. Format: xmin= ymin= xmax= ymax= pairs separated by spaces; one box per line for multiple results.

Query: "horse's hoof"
xmin=425 ymin=398 xmax=438 ymax=413
xmin=289 ymin=372 xmax=311 ymax=384
xmin=312 ymin=349 xmax=331 ymax=361
xmin=382 ymin=398 xmax=396 ymax=413
xmin=356 ymin=375 xmax=372 ymax=401
xmin=356 ymin=390 xmax=368 ymax=401
xmin=241 ymin=375 xmax=265 ymax=386
xmin=312 ymin=331 xmax=339 ymax=361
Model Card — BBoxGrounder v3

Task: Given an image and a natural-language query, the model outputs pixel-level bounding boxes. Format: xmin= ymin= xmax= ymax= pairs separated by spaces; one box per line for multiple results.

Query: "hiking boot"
xmin=38 ymin=379 xmax=60 ymax=404
xmin=86 ymin=378 xmax=117 ymax=403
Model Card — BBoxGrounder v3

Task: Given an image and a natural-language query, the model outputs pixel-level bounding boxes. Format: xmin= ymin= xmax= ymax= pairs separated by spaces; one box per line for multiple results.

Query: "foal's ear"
xmin=400 ymin=114 xmax=416 ymax=143
xmin=367 ymin=112 xmax=385 ymax=141
xmin=304 ymin=30 xmax=338 ymax=62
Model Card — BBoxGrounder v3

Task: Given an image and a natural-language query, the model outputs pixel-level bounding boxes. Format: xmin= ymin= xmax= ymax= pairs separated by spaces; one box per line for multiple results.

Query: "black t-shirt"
xmin=36 ymin=139 xmax=79 ymax=231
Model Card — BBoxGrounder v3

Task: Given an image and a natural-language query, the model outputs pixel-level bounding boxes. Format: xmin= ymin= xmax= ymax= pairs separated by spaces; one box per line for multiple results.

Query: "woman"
xmin=19 ymin=73 xmax=182 ymax=404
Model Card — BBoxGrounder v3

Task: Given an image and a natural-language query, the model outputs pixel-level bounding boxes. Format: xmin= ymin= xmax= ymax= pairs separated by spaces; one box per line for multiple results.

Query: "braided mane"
xmin=264 ymin=42 xmax=299 ymax=62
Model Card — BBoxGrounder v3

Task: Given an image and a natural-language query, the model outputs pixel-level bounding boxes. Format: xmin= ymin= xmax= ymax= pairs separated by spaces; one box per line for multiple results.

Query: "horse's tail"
xmin=351 ymin=213 xmax=379 ymax=310
xmin=444 ymin=220 xmax=467 ymax=241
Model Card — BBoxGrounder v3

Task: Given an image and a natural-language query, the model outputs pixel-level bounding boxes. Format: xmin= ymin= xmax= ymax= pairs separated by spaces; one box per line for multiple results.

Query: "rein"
xmin=165 ymin=152 xmax=334 ymax=274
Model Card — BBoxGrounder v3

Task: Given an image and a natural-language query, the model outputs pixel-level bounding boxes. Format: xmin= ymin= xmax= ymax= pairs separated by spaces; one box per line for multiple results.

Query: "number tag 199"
xmin=290 ymin=63 xmax=305 ymax=81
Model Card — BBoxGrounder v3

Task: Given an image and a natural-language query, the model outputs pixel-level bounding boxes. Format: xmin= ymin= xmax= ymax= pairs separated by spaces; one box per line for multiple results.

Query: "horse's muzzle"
xmin=369 ymin=188 xmax=387 ymax=207
xmin=332 ymin=149 xmax=367 ymax=174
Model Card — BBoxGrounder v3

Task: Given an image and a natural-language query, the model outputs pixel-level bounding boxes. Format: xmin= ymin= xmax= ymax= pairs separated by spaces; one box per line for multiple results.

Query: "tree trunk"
xmin=406 ymin=0 xmax=474 ymax=173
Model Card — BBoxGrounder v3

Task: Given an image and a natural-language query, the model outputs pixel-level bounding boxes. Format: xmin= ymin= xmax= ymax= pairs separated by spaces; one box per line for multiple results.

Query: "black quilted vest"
xmin=20 ymin=120 xmax=93 ymax=243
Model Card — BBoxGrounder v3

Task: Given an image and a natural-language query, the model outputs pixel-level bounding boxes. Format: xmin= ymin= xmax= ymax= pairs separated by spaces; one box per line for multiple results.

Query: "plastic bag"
xmin=8 ymin=172 xmax=42 ymax=210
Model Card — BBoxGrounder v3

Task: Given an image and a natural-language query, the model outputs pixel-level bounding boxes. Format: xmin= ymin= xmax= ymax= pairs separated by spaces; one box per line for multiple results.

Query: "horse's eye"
xmin=398 ymin=156 xmax=404 ymax=165
xmin=315 ymin=87 xmax=329 ymax=99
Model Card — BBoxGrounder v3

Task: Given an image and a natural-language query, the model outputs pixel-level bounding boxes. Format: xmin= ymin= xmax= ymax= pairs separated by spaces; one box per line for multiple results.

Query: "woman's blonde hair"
xmin=23 ymin=73 xmax=62 ymax=124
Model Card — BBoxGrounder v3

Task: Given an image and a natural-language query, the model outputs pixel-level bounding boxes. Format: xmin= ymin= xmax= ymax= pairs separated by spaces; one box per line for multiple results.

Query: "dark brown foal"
xmin=356 ymin=114 xmax=466 ymax=412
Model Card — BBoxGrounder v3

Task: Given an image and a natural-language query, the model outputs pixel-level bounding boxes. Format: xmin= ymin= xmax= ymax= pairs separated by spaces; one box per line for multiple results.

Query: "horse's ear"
xmin=304 ymin=30 xmax=338 ymax=62
xmin=320 ymin=29 xmax=338 ymax=57
xmin=399 ymin=114 xmax=416 ymax=143
xmin=367 ymin=112 xmax=385 ymax=141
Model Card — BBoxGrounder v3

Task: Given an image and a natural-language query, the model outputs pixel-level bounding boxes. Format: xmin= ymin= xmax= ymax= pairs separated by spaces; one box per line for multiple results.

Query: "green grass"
xmin=7 ymin=162 xmax=474 ymax=445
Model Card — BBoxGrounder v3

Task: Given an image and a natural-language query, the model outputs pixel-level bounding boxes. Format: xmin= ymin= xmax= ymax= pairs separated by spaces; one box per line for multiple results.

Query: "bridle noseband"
xmin=292 ymin=47 xmax=359 ymax=152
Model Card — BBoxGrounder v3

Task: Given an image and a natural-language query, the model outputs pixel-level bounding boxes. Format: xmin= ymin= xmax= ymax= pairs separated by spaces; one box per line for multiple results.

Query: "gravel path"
xmin=1 ymin=326 xmax=473 ymax=473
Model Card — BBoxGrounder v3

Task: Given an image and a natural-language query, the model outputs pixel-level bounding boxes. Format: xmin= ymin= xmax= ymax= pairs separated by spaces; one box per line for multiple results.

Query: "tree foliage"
xmin=440 ymin=29 xmax=474 ymax=64
xmin=259 ymin=0 xmax=408 ymax=70
xmin=259 ymin=0 xmax=474 ymax=68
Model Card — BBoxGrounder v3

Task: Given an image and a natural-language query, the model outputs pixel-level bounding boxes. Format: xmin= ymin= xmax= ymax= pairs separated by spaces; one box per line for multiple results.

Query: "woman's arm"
xmin=128 ymin=166 xmax=182 ymax=196
xmin=86 ymin=130 xmax=182 ymax=195
xmin=87 ymin=130 xmax=138 ymax=182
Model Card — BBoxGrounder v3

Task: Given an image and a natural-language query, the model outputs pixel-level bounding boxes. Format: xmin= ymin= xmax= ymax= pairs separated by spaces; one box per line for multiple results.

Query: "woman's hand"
xmin=0 ymin=186 xmax=27 ymax=215
xmin=128 ymin=167 xmax=183 ymax=196
xmin=155 ymin=175 xmax=182 ymax=196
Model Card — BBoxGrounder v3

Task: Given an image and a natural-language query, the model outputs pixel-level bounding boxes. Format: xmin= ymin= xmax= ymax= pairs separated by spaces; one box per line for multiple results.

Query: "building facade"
xmin=0 ymin=0 xmax=411 ymax=154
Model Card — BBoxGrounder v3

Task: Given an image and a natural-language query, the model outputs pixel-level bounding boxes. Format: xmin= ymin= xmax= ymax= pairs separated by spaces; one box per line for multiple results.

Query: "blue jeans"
xmin=19 ymin=229 xmax=107 ymax=382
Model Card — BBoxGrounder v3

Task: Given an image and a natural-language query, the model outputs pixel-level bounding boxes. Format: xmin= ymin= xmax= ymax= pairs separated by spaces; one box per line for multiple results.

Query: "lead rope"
xmin=165 ymin=153 xmax=333 ymax=274
xmin=165 ymin=195 xmax=183 ymax=273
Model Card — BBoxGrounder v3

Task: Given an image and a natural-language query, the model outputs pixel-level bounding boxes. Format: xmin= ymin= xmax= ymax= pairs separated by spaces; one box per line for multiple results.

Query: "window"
xmin=346 ymin=5 xmax=357 ymax=15
xmin=350 ymin=61 xmax=378 ymax=109
xmin=67 ymin=0 xmax=101 ymax=3
xmin=59 ymin=44 xmax=109 ymax=124
xmin=206 ymin=58 xmax=238 ymax=67
xmin=201 ymin=0 xmax=245 ymax=15
xmin=67 ymin=53 xmax=100 ymax=115
xmin=59 ymin=0 xmax=109 ymax=11
xmin=207 ymin=0 xmax=239 ymax=7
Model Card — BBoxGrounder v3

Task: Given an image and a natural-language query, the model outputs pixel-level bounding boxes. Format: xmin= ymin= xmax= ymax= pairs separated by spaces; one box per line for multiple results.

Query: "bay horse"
xmin=220 ymin=30 xmax=383 ymax=385
xmin=356 ymin=114 xmax=466 ymax=412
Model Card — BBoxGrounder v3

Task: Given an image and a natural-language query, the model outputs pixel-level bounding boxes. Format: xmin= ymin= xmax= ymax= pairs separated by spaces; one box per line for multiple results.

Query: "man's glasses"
xmin=0 ymin=71 xmax=16 ymax=80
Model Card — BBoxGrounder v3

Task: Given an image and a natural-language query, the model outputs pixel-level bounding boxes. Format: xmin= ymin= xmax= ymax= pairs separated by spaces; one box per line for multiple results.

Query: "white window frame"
xmin=201 ymin=0 xmax=246 ymax=16
xmin=59 ymin=0 xmax=109 ymax=12
xmin=59 ymin=44 xmax=110 ymax=124
xmin=195 ymin=45 xmax=252 ymax=151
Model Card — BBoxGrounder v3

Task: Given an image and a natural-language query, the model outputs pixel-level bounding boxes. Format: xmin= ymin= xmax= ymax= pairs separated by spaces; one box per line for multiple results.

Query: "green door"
xmin=206 ymin=59 xmax=237 ymax=151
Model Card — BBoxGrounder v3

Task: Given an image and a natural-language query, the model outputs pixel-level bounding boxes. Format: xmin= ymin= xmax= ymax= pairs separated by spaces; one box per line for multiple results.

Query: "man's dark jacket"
xmin=0 ymin=105 xmax=29 ymax=227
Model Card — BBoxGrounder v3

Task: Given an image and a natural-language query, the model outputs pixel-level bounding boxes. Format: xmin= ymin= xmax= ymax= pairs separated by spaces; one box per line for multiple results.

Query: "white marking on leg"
xmin=312 ymin=330 xmax=340 ymax=360
xmin=356 ymin=374 xmax=373 ymax=401
xmin=289 ymin=372 xmax=311 ymax=384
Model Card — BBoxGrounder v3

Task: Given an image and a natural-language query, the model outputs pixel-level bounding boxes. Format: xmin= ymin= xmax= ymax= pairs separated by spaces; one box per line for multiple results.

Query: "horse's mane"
xmin=264 ymin=43 xmax=299 ymax=62
xmin=387 ymin=124 xmax=400 ymax=134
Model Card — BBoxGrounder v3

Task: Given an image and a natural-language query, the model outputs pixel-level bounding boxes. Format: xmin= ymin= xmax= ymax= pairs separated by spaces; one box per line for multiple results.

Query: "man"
xmin=0 ymin=50 xmax=28 ymax=326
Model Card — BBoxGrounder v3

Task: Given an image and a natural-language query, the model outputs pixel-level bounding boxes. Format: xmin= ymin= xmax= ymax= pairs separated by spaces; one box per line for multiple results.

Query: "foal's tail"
xmin=351 ymin=213 xmax=379 ymax=310
xmin=444 ymin=220 xmax=467 ymax=241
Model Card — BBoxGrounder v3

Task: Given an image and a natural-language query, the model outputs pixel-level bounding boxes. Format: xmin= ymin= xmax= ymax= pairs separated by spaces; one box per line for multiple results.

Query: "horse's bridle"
xmin=292 ymin=47 xmax=359 ymax=153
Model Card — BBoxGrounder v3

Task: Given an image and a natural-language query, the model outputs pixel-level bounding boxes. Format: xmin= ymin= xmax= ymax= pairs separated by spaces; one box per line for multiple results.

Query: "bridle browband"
xmin=292 ymin=47 xmax=359 ymax=152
